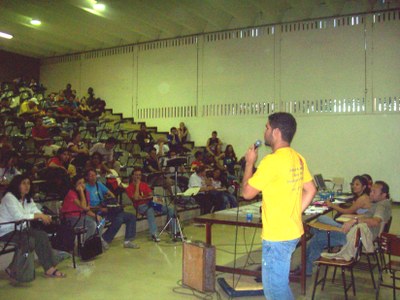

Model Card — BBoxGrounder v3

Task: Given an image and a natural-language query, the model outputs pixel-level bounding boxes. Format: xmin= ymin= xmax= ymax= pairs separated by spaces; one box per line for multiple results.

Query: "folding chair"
xmin=312 ymin=228 xmax=362 ymax=300
xmin=376 ymin=232 xmax=400 ymax=300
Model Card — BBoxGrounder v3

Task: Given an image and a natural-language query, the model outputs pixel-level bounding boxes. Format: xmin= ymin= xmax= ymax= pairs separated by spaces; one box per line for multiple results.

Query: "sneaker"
xmin=101 ymin=239 xmax=110 ymax=251
xmin=152 ymin=235 xmax=161 ymax=242
xmin=124 ymin=241 xmax=140 ymax=249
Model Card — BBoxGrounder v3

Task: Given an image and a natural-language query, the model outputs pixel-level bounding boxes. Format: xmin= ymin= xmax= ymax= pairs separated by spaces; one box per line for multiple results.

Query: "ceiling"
xmin=0 ymin=0 xmax=399 ymax=59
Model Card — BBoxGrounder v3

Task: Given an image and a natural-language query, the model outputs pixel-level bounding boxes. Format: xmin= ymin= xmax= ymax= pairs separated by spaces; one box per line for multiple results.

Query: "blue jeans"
xmin=305 ymin=228 xmax=347 ymax=275
xmin=221 ymin=192 xmax=237 ymax=208
xmin=317 ymin=215 xmax=342 ymax=228
xmin=262 ymin=238 xmax=299 ymax=300
xmin=103 ymin=211 xmax=137 ymax=243
xmin=138 ymin=204 xmax=175 ymax=236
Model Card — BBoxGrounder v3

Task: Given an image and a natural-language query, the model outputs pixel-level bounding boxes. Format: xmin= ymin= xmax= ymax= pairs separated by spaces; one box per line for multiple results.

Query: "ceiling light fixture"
xmin=93 ymin=1 xmax=106 ymax=11
xmin=30 ymin=19 xmax=42 ymax=26
xmin=0 ymin=31 xmax=13 ymax=39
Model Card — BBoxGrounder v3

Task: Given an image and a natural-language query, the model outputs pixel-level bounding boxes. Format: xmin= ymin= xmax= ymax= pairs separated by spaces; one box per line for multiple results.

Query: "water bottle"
xmin=97 ymin=218 xmax=106 ymax=229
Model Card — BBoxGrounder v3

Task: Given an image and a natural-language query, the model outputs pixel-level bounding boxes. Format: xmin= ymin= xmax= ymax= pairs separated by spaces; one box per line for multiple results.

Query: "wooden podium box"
xmin=182 ymin=241 xmax=216 ymax=292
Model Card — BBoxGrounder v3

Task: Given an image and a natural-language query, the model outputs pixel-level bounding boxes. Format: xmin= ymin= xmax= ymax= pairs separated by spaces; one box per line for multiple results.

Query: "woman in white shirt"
xmin=0 ymin=174 xmax=66 ymax=279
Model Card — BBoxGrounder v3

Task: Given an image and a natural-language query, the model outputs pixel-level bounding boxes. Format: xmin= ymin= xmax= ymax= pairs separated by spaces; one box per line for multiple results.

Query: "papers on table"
xmin=304 ymin=205 xmax=329 ymax=215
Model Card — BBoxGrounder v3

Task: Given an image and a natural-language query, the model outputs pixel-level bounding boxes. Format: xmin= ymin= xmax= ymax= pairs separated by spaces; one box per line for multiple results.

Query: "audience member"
xmin=47 ymin=148 xmax=76 ymax=178
xmin=0 ymin=174 xmax=66 ymax=279
xmin=154 ymin=137 xmax=169 ymax=157
xmin=89 ymin=137 xmax=119 ymax=172
xmin=0 ymin=150 xmax=21 ymax=185
xmin=306 ymin=181 xmax=392 ymax=276
xmin=85 ymin=169 xmax=139 ymax=249
xmin=206 ymin=130 xmax=222 ymax=157
xmin=68 ymin=131 xmax=90 ymax=169
xmin=61 ymin=175 xmax=100 ymax=241
xmin=126 ymin=167 xmax=175 ymax=242
xmin=188 ymin=166 xmax=224 ymax=214
xmin=136 ymin=124 xmax=154 ymax=152
xmin=223 ymin=144 xmax=238 ymax=178
xmin=210 ymin=168 xmax=237 ymax=208
xmin=178 ymin=122 xmax=189 ymax=143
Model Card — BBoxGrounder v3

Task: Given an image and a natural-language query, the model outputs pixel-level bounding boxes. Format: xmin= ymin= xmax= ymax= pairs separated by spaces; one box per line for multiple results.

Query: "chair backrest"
xmin=380 ymin=232 xmax=400 ymax=257
xmin=383 ymin=216 xmax=393 ymax=234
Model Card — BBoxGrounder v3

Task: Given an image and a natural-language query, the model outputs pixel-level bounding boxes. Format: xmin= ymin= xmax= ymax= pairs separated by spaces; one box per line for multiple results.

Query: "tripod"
xmin=159 ymin=157 xmax=187 ymax=242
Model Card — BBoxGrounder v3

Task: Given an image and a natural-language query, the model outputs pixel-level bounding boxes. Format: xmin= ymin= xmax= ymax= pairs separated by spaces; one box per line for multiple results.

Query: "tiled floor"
xmin=0 ymin=205 xmax=398 ymax=300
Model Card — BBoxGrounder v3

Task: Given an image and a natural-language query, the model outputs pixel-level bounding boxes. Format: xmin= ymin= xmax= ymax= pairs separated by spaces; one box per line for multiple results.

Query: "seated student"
xmin=0 ymin=174 xmax=66 ymax=279
xmin=190 ymin=150 xmax=206 ymax=172
xmin=305 ymin=181 xmax=392 ymax=276
xmin=61 ymin=175 xmax=100 ymax=242
xmin=48 ymin=148 xmax=76 ymax=178
xmin=154 ymin=137 xmax=169 ymax=157
xmin=136 ymin=124 xmax=154 ymax=152
xmin=0 ymin=150 xmax=21 ymax=185
xmin=317 ymin=175 xmax=371 ymax=228
xmin=210 ymin=168 xmax=237 ymax=208
xmin=68 ymin=131 xmax=90 ymax=170
xmin=85 ymin=169 xmax=139 ymax=249
xmin=178 ymin=122 xmax=189 ymax=143
xmin=205 ymin=130 xmax=222 ymax=158
xmin=89 ymin=137 xmax=120 ymax=172
xmin=188 ymin=166 xmax=224 ymax=214
xmin=126 ymin=167 xmax=175 ymax=242
xmin=223 ymin=144 xmax=238 ymax=179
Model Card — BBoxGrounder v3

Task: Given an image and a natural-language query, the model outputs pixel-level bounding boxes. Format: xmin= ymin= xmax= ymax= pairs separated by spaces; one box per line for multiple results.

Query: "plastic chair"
xmin=376 ymin=232 xmax=400 ymax=299
xmin=311 ymin=228 xmax=362 ymax=300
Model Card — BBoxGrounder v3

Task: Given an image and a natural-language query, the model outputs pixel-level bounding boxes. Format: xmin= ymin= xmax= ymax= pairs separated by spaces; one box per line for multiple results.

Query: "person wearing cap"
xmin=18 ymin=97 xmax=42 ymax=119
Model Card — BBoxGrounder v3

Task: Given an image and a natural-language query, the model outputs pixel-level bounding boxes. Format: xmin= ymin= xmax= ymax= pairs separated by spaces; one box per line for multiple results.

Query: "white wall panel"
xmin=80 ymin=53 xmax=134 ymax=116
xmin=280 ymin=23 xmax=365 ymax=101
xmin=202 ymin=32 xmax=275 ymax=104
xmin=371 ymin=15 xmax=400 ymax=97
xmin=40 ymin=60 xmax=81 ymax=94
xmin=137 ymin=44 xmax=197 ymax=108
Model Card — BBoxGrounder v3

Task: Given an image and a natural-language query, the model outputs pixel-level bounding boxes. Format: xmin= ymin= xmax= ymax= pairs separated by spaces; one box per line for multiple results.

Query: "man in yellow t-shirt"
xmin=242 ymin=112 xmax=316 ymax=300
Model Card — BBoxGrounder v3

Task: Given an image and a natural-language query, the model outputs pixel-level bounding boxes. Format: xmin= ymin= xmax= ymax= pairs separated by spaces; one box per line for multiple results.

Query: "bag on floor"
xmin=9 ymin=248 xmax=35 ymax=282
xmin=50 ymin=223 xmax=75 ymax=252
xmin=80 ymin=234 xmax=102 ymax=261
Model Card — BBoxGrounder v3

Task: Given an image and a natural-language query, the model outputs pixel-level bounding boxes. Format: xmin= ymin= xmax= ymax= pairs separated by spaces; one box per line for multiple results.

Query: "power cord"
xmin=173 ymin=280 xmax=222 ymax=300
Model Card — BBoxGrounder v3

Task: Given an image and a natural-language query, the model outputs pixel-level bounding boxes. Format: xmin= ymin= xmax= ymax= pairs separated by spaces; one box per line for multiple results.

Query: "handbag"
xmin=50 ymin=222 xmax=76 ymax=252
xmin=8 ymin=228 xmax=35 ymax=283
xmin=80 ymin=233 xmax=102 ymax=261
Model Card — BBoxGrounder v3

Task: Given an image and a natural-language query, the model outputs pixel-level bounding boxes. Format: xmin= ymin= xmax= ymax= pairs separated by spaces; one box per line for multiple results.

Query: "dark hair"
xmin=170 ymin=127 xmax=177 ymax=132
xmin=351 ymin=175 xmax=370 ymax=196
xmin=91 ymin=151 xmax=103 ymax=161
xmin=375 ymin=181 xmax=390 ymax=199
xmin=361 ymin=174 xmax=372 ymax=183
xmin=196 ymin=165 xmax=206 ymax=174
xmin=71 ymin=174 xmax=85 ymax=191
xmin=194 ymin=151 xmax=203 ymax=159
xmin=6 ymin=174 xmax=33 ymax=203
xmin=106 ymin=137 xmax=117 ymax=144
xmin=0 ymin=150 xmax=19 ymax=166
xmin=86 ymin=168 xmax=97 ymax=177
xmin=56 ymin=147 xmax=68 ymax=157
xmin=212 ymin=131 xmax=217 ymax=135
xmin=268 ymin=112 xmax=297 ymax=143
xmin=130 ymin=167 xmax=142 ymax=176
xmin=224 ymin=144 xmax=237 ymax=160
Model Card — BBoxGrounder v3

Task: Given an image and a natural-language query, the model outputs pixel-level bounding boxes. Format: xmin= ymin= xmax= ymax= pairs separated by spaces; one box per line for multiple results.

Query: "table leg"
xmin=205 ymin=223 xmax=212 ymax=244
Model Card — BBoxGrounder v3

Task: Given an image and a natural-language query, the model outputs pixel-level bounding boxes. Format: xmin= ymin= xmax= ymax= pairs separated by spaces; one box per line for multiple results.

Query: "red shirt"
xmin=61 ymin=189 xmax=90 ymax=217
xmin=32 ymin=126 xmax=49 ymax=139
xmin=47 ymin=156 xmax=63 ymax=167
xmin=126 ymin=182 xmax=152 ymax=208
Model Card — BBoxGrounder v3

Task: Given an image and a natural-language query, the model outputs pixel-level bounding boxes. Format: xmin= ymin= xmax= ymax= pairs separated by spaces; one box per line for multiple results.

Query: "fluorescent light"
xmin=93 ymin=2 xmax=105 ymax=11
xmin=30 ymin=19 xmax=42 ymax=25
xmin=0 ymin=32 xmax=13 ymax=39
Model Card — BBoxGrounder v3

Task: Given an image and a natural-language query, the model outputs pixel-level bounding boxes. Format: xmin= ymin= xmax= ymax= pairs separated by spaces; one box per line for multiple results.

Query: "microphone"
xmin=254 ymin=140 xmax=262 ymax=149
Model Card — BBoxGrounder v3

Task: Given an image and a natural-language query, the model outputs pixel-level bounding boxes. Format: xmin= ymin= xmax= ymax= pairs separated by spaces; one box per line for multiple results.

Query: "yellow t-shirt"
xmin=248 ymin=147 xmax=312 ymax=241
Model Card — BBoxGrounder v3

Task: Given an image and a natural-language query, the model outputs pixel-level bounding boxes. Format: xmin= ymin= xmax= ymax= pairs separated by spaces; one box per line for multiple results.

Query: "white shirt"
xmin=0 ymin=192 xmax=41 ymax=237
xmin=188 ymin=173 xmax=205 ymax=188
xmin=89 ymin=142 xmax=114 ymax=162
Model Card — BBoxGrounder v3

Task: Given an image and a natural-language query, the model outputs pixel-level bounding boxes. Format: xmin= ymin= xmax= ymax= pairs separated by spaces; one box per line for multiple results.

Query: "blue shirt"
xmin=86 ymin=181 xmax=109 ymax=207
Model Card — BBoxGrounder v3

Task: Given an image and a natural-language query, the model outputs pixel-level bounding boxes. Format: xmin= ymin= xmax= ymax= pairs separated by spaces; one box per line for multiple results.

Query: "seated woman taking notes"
xmin=317 ymin=175 xmax=370 ymax=228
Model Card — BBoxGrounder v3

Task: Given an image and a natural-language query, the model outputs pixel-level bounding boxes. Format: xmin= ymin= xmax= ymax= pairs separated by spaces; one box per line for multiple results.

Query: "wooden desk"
xmin=194 ymin=202 xmax=324 ymax=296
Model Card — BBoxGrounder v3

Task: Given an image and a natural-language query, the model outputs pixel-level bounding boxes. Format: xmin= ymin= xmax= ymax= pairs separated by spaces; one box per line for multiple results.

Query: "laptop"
xmin=314 ymin=174 xmax=327 ymax=191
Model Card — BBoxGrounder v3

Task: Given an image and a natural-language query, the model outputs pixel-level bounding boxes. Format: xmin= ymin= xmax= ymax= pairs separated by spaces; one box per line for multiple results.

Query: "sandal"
xmin=45 ymin=269 xmax=66 ymax=278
